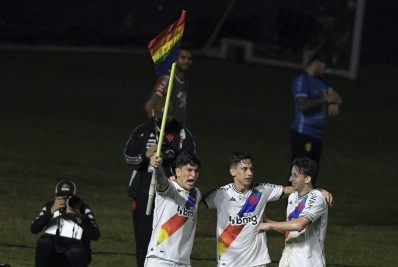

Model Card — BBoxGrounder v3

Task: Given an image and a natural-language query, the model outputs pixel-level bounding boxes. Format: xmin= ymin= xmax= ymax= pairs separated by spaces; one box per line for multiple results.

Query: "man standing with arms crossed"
xmin=145 ymin=47 xmax=192 ymax=126
xmin=202 ymin=151 xmax=332 ymax=267
xmin=290 ymin=50 xmax=342 ymax=170
xmin=258 ymin=157 xmax=328 ymax=267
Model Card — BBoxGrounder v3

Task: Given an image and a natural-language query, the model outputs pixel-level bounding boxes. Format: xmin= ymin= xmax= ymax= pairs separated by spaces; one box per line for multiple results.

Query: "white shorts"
xmin=279 ymin=246 xmax=325 ymax=267
xmin=144 ymin=256 xmax=192 ymax=267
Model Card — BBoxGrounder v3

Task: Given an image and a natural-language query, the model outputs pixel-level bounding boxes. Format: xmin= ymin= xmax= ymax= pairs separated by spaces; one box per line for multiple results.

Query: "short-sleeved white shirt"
xmin=146 ymin=180 xmax=201 ymax=265
xmin=280 ymin=189 xmax=328 ymax=267
xmin=203 ymin=183 xmax=284 ymax=267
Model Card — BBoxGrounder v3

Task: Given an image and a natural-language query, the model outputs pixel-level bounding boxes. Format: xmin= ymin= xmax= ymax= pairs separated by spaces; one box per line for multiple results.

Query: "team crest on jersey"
xmin=305 ymin=142 xmax=312 ymax=152
xmin=248 ymin=195 xmax=258 ymax=205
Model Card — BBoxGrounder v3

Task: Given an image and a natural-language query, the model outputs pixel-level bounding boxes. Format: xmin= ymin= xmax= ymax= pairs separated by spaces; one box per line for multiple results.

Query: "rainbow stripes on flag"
xmin=148 ymin=10 xmax=186 ymax=76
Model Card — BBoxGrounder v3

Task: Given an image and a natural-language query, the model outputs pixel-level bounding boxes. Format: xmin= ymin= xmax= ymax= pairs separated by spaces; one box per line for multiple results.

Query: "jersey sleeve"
xmin=202 ymin=188 xmax=222 ymax=209
xmin=123 ymin=125 xmax=148 ymax=169
xmin=259 ymin=183 xmax=284 ymax=202
xmin=299 ymin=192 xmax=327 ymax=222
xmin=80 ymin=202 xmax=100 ymax=241
xmin=30 ymin=202 xmax=53 ymax=234
xmin=156 ymin=179 xmax=176 ymax=199
xmin=153 ymin=75 xmax=170 ymax=96
xmin=292 ymin=74 xmax=309 ymax=98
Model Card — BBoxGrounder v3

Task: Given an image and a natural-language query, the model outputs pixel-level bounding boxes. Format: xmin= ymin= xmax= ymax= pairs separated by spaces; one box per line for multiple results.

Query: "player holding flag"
xmin=145 ymin=152 xmax=201 ymax=267
xmin=145 ymin=9 xmax=188 ymax=217
xmin=124 ymin=10 xmax=197 ymax=267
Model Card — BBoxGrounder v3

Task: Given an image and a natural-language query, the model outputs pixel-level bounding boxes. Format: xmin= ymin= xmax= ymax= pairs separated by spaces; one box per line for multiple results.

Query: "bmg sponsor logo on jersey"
xmin=177 ymin=206 xmax=196 ymax=218
xmin=229 ymin=212 xmax=258 ymax=226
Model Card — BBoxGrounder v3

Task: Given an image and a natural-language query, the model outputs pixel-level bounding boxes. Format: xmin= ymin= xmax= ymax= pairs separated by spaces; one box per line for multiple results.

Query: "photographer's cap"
xmin=55 ymin=180 xmax=77 ymax=196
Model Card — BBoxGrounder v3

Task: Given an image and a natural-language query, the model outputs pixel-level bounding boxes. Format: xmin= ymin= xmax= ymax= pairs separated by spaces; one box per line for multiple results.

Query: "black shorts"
xmin=290 ymin=130 xmax=323 ymax=167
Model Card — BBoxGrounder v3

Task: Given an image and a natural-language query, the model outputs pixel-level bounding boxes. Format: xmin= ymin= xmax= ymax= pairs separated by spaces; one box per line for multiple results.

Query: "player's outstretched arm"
xmin=257 ymin=217 xmax=310 ymax=233
xmin=150 ymin=155 xmax=168 ymax=192
xmin=281 ymin=186 xmax=294 ymax=198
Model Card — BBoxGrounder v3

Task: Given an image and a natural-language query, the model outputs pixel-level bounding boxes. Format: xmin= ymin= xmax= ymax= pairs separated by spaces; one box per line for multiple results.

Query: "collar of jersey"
xmin=231 ymin=183 xmax=250 ymax=195
xmin=298 ymin=189 xmax=315 ymax=199
xmin=172 ymin=180 xmax=191 ymax=193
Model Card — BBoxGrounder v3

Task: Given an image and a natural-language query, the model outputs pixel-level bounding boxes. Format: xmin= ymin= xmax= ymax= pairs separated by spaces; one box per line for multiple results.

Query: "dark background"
xmin=0 ymin=1 xmax=397 ymax=62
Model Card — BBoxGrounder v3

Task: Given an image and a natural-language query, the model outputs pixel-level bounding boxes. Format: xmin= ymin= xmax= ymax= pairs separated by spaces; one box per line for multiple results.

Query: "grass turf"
xmin=0 ymin=48 xmax=397 ymax=266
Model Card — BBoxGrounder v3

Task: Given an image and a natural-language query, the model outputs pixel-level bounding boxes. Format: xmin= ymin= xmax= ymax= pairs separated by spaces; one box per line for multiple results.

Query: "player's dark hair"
xmin=308 ymin=49 xmax=333 ymax=67
xmin=229 ymin=151 xmax=253 ymax=167
xmin=179 ymin=42 xmax=191 ymax=52
xmin=175 ymin=152 xmax=201 ymax=169
xmin=292 ymin=157 xmax=318 ymax=186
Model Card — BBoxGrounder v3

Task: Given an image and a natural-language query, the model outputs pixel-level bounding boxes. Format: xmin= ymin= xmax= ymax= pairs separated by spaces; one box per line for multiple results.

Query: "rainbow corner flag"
xmin=147 ymin=10 xmax=186 ymax=76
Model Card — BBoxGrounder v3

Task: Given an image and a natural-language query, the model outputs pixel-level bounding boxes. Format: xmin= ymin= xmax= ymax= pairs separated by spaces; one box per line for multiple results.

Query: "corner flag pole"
xmin=146 ymin=62 xmax=176 ymax=215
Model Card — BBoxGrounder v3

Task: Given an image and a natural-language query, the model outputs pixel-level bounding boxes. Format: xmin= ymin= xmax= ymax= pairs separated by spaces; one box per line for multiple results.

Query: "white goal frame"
xmin=202 ymin=0 xmax=366 ymax=80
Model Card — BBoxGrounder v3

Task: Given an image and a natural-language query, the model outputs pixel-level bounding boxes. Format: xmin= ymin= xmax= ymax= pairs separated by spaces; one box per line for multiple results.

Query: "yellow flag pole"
xmin=146 ymin=62 xmax=176 ymax=215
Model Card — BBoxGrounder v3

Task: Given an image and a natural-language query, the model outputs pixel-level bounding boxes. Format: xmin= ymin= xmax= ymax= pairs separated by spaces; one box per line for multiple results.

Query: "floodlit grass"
xmin=0 ymin=49 xmax=397 ymax=266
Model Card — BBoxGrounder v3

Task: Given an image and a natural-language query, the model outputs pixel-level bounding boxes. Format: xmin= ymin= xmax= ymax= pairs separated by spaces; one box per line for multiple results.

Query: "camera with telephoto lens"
xmin=56 ymin=196 xmax=82 ymax=223
xmin=66 ymin=195 xmax=82 ymax=210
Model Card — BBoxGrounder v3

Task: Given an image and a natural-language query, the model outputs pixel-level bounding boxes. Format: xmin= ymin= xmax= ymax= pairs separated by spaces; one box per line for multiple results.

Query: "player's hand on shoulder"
xmin=319 ymin=188 xmax=333 ymax=207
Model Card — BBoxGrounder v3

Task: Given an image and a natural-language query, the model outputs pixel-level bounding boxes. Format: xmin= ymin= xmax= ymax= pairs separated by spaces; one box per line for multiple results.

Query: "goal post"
xmin=202 ymin=0 xmax=366 ymax=80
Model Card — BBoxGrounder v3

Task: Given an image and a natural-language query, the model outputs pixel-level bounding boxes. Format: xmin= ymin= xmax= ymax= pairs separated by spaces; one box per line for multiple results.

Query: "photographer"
xmin=31 ymin=180 xmax=100 ymax=267
xmin=123 ymin=95 xmax=196 ymax=267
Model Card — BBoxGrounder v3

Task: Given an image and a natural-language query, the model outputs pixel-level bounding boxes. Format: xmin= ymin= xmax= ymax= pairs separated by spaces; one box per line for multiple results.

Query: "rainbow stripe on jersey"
xmin=156 ymin=188 xmax=197 ymax=245
xmin=218 ymin=189 xmax=262 ymax=258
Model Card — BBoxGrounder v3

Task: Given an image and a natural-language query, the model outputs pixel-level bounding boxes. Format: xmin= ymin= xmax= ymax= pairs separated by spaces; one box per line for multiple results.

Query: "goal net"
xmin=203 ymin=0 xmax=365 ymax=80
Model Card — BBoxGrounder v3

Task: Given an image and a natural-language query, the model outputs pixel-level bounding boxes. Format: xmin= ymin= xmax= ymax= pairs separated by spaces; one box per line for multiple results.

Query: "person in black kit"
xmin=31 ymin=180 xmax=100 ymax=267
xmin=124 ymin=95 xmax=196 ymax=267
xmin=144 ymin=47 xmax=192 ymax=126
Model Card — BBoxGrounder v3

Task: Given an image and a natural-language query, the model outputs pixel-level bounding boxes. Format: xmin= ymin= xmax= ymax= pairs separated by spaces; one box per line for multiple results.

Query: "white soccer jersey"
xmin=203 ymin=183 xmax=284 ymax=267
xmin=279 ymin=189 xmax=328 ymax=267
xmin=146 ymin=180 xmax=201 ymax=265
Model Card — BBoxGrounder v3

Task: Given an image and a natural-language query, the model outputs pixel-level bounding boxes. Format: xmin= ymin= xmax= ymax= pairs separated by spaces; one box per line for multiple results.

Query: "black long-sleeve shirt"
xmin=124 ymin=118 xmax=196 ymax=198
xmin=31 ymin=199 xmax=100 ymax=250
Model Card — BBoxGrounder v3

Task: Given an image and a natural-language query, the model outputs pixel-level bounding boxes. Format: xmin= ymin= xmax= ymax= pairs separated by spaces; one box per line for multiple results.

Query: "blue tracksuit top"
xmin=290 ymin=72 xmax=330 ymax=139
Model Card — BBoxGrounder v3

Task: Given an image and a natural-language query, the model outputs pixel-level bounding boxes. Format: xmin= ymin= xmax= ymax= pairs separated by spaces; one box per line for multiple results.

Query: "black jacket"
xmin=31 ymin=200 xmax=100 ymax=251
xmin=124 ymin=118 xmax=196 ymax=198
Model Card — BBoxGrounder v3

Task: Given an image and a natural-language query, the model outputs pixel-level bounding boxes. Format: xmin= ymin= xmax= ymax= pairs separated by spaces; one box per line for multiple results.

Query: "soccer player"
xmin=145 ymin=47 xmax=192 ymax=126
xmin=257 ymin=157 xmax=328 ymax=267
xmin=202 ymin=151 xmax=331 ymax=267
xmin=124 ymin=95 xmax=196 ymax=267
xmin=144 ymin=152 xmax=201 ymax=267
